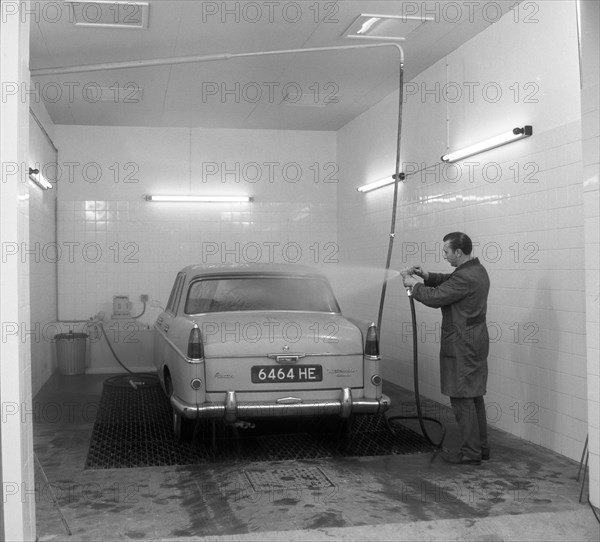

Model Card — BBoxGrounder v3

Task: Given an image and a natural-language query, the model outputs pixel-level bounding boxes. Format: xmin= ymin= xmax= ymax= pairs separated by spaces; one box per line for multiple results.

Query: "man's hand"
xmin=400 ymin=267 xmax=412 ymax=279
xmin=406 ymin=266 xmax=428 ymax=281
xmin=403 ymin=275 xmax=418 ymax=289
xmin=400 ymin=266 xmax=425 ymax=289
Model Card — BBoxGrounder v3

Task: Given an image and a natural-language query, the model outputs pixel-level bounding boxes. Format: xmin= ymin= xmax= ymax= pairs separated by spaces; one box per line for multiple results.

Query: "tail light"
xmin=364 ymin=323 xmax=380 ymax=358
xmin=187 ymin=324 xmax=204 ymax=360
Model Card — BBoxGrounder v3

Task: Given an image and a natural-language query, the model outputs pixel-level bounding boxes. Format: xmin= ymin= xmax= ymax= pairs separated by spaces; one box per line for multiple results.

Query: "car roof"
xmin=180 ymin=263 xmax=328 ymax=279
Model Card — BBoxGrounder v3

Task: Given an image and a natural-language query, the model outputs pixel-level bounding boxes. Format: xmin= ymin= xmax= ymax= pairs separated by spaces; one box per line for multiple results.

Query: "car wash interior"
xmin=1 ymin=1 xmax=599 ymax=540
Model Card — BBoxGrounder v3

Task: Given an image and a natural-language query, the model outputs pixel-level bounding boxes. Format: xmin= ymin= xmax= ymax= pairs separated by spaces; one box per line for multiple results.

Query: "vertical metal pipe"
xmin=377 ymin=62 xmax=404 ymax=333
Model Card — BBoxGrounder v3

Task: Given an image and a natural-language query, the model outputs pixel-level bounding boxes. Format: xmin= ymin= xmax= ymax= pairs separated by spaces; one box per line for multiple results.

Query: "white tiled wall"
xmin=55 ymin=198 xmax=337 ymax=321
xmin=28 ymin=103 xmax=58 ymax=397
xmin=53 ymin=127 xmax=337 ymax=321
xmin=337 ymin=1 xmax=588 ymax=461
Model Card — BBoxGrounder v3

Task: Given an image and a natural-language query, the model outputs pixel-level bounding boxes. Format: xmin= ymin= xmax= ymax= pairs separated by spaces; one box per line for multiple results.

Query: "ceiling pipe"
xmin=30 ymin=43 xmax=403 ymax=76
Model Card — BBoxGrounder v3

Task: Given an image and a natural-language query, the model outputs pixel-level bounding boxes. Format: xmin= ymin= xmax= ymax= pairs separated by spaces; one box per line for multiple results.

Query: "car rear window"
xmin=185 ymin=276 xmax=340 ymax=314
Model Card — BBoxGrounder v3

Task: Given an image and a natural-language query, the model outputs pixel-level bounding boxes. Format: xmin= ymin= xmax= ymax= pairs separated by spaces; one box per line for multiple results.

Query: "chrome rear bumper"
xmin=171 ymin=388 xmax=390 ymax=422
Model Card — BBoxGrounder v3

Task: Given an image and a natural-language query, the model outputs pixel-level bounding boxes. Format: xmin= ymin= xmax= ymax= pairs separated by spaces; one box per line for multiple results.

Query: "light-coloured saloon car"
xmin=153 ymin=264 xmax=390 ymax=440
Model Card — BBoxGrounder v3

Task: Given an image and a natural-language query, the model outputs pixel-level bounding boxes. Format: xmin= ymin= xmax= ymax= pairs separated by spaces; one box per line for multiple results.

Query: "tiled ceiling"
xmin=29 ymin=0 xmax=516 ymax=130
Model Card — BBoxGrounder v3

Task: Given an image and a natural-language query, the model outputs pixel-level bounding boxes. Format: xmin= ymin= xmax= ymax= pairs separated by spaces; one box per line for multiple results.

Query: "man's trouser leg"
xmin=450 ymin=397 xmax=481 ymax=459
xmin=474 ymin=396 xmax=488 ymax=452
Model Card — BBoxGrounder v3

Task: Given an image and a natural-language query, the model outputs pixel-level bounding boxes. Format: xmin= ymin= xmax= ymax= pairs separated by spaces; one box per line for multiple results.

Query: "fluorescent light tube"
xmin=442 ymin=126 xmax=533 ymax=163
xmin=28 ymin=168 xmax=52 ymax=190
xmin=357 ymin=17 xmax=380 ymax=34
xmin=144 ymin=195 xmax=253 ymax=203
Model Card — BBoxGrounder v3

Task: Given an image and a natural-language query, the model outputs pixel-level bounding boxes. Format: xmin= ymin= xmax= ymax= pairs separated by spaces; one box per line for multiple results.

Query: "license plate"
xmin=251 ymin=365 xmax=322 ymax=383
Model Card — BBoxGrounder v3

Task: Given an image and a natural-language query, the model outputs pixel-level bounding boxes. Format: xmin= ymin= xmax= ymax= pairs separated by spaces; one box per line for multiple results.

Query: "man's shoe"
xmin=441 ymin=451 xmax=481 ymax=465
xmin=481 ymin=447 xmax=490 ymax=460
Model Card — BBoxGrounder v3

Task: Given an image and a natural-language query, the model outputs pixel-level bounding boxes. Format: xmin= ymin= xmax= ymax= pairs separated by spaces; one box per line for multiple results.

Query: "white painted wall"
xmin=0 ymin=4 xmax=36 ymax=540
xmin=337 ymin=1 xmax=587 ymax=461
xmin=580 ymin=0 xmax=600 ymax=509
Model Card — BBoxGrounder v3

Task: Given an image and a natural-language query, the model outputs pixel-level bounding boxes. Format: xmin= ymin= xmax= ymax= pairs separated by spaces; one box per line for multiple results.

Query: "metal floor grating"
xmin=85 ymin=378 xmax=435 ymax=469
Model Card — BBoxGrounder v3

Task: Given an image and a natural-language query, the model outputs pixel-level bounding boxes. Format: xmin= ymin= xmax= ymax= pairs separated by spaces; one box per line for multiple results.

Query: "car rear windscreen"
xmin=185 ymin=276 xmax=340 ymax=313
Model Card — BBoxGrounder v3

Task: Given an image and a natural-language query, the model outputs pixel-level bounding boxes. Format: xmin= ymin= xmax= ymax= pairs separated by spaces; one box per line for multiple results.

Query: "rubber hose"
xmin=97 ymin=321 xmax=157 ymax=384
xmin=131 ymin=301 xmax=146 ymax=319
xmin=385 ymin=294 xmax=446 ymax=449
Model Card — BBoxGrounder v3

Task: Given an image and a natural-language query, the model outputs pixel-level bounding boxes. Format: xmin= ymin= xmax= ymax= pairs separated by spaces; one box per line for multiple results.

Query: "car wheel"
xmin=173 ymin=410 xmax=195 ymax=442
xmin=339 ymin=414 xmax=355 ymax=451
xmin=165 ymin=372 xmax=195 ymax=442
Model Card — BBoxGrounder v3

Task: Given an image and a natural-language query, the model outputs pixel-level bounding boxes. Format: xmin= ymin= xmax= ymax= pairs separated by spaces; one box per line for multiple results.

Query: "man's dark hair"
xmin=443 ymin=232 xmax=473 ymax=255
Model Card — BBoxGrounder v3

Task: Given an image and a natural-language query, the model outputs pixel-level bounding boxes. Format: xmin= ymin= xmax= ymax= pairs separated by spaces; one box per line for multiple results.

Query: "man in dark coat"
xmin=402 ymin=232 xmax=490 ymax=465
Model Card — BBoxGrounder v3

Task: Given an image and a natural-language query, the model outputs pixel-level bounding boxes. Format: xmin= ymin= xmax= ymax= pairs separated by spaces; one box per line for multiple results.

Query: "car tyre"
xmin=173 ymin=410 xmax=195 ymax=443
xmin=339 ymin=414 xmax=354 ymax=452
xmin=165 ymin=372 xmax=195 ymax=442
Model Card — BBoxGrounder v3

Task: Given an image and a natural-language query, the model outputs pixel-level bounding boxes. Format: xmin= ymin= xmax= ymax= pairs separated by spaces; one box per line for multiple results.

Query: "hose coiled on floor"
xmin=384 ymin=293 xmax=445 ymax=449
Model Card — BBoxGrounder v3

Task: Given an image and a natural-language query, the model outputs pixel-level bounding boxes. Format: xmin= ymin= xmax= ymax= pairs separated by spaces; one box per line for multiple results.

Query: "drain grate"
xmin=85 ymin=379 xmax=435 ymax=469
xmin=244 ymin=466 xmax=335 ymax=492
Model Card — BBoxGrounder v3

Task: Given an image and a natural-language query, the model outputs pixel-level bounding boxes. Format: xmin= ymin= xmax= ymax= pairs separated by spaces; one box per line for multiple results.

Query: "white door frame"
xmin=1 ymin=2 xmax=35 ymax=540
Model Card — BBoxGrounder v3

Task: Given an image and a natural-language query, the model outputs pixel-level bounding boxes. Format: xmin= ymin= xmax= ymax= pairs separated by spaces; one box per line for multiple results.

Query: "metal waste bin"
xmin=55 ymin=331 xmax=88 ymax=375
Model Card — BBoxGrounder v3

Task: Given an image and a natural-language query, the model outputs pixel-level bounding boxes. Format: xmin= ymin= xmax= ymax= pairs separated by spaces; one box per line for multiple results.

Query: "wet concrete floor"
xmin=33 ymin=373 xmax=599 ymax=541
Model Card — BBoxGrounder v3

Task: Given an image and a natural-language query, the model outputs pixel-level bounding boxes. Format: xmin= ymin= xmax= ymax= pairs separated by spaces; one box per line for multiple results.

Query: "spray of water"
xmin=316 ymin=264 xmax=401 ymax=306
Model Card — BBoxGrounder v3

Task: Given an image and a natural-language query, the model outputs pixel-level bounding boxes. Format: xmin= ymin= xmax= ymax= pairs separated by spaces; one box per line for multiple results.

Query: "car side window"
xmin=166 ymin=273 xmax=185 ymax=315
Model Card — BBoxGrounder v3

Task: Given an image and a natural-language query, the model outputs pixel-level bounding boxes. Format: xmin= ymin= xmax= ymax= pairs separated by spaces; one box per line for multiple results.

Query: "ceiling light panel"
xmin=65 ymin=1 xmax=149 ymax=29
xmin=343 ymin=14 xmax=432 ymax=41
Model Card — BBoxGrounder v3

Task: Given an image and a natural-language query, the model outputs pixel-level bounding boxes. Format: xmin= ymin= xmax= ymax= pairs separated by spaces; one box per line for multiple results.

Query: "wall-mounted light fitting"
xmin=442 ymin=125 xmax=533 ymax=163
xmin=29 ymin=167 xmax=53 ymax=190
xmin=357 ymin=172 xmax=405 ymax=193
xmin=144 ymin=195 xmax=253 ymax=203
